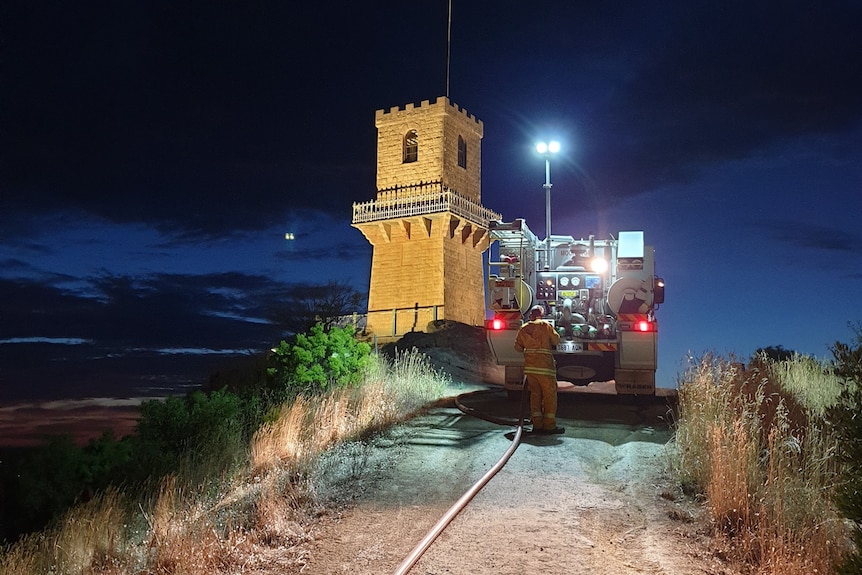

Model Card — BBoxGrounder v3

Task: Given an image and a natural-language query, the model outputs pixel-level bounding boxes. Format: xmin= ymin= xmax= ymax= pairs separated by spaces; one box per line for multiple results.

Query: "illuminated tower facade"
xmin=352 ymin=97 xmax=500 ymax=339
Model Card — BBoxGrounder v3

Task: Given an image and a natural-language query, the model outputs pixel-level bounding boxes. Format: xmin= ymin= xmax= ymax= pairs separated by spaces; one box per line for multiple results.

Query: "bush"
xmin=131 ymin=388 xmax=249 ymax=483
xmin=0 ymin=431 xmax=134 ymax=542
xmin=830 ymin=327 xmax=862 ymax=574
xmin=267 ymin=323 xmax=371 ymax=396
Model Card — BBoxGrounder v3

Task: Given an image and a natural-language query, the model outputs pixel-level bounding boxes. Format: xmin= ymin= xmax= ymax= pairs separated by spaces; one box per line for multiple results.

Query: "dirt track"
xmin=298 ymin=386 xmax=738 ymax=575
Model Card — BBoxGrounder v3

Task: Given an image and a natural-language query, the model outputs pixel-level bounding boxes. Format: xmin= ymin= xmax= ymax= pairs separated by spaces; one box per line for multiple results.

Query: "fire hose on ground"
xmin=391 ymin=379 xmax=530 ymax=575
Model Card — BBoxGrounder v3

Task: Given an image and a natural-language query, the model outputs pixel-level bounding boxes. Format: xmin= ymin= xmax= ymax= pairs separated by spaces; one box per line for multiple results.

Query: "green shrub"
xmin=132 ymin=388 xmax=248 ymax=483
xmin=267 ymin=323 xmax=371 ymax=396
xmin=0 ymin=431 xmax=134 ymax=542
xmin=4 ymin=436 xmax=87 ymax=538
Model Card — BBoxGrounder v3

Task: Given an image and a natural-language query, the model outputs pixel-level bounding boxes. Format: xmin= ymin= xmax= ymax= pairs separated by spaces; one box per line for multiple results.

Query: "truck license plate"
xmin=557 ymin=341 xmax=583 ymax=353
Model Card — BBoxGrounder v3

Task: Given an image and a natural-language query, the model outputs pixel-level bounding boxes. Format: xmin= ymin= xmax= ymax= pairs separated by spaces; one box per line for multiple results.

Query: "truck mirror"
xmin=654 ymin=277 xmax=665 ymax=305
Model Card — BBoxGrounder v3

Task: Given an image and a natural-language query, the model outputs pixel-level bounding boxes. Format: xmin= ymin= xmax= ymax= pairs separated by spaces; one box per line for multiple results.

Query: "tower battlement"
xmin=375 ymin=96 xmax=483 ymax=130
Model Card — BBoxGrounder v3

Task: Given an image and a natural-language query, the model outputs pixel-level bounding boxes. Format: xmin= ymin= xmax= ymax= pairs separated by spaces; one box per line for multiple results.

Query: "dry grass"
xmin=0 ymin=348 xmax=448 ymax=575
xmin=769 ymin=353 xmax=844 ymax=416
xmin=673 ymin=354 xmax=849 ymax=574
xmin=0 ymin=489 xmax=131 ymax=575
xmin=143 ymin=476 xmax=230 ymax=574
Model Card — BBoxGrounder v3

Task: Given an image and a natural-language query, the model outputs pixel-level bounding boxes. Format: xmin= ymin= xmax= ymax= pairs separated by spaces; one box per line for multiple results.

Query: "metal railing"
xmin=352 ymin=181 xmax=501 ymax=227
xmin=367 ymin=303 xmax=443 ymax=336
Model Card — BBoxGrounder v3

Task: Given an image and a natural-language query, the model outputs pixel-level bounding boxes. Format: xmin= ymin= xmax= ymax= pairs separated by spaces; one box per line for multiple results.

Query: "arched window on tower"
xmin=403 ymin=130 xmax=418 ymax=163
xmin=457 ymin=135 xmax=467 ymax=168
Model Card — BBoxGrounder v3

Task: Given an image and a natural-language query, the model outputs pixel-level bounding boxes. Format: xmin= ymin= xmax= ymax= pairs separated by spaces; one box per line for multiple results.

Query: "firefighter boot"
xmin=541 ymin=416 xmax=565 ymax=435
xmin=529 ymin=412 xmax=543 ymax=433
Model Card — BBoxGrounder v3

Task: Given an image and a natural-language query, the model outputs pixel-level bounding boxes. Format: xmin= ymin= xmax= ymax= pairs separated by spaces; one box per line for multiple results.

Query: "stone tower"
xmin=352 ymin=96 xmax=501 ymax=339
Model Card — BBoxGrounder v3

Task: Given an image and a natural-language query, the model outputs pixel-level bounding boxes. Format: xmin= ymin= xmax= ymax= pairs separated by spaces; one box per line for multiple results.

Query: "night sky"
xmin=2 ymin=2 xmax=862 ymax=436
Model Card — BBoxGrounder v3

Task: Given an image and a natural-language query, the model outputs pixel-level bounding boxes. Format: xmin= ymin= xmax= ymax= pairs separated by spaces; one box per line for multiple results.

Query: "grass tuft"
xmin=673 ymin=353 xmax=849 ymax=574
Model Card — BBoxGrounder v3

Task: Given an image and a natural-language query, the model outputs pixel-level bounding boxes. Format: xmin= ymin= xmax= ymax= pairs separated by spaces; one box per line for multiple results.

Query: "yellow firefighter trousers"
xmin=526 ymin=373 xmax=557 ymax=431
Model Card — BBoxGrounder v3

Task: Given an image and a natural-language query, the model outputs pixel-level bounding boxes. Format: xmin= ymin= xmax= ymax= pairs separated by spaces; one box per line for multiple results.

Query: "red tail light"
xmin=486 ymin=312 xmax=522 ymax=331
xmin=636 ymin=320 xmax=653 ymax=332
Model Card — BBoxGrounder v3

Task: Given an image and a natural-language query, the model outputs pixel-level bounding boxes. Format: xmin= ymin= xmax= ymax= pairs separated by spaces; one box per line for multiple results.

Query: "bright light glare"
xmin=590 ymin=257 xmax=608 ymax=273
xmin=284 ymin=232 xmax=295 ymax=240
xmin=536 ymin=141 xmax=561 ymax=154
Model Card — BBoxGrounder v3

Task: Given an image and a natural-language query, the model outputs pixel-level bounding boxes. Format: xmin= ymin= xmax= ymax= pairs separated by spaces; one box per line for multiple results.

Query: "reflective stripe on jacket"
xmin=514 ymin=320 xmax=560 ymax=377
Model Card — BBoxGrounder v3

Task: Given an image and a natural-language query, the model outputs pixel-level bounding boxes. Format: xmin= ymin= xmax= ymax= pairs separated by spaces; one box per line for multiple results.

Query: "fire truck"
xmin=485 ymin=219 xmax=665 ymax=395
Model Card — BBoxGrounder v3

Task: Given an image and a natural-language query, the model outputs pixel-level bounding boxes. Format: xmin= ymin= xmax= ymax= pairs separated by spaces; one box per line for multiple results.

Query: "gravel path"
xmin=297 ymin=388 xmax=739 ymax=575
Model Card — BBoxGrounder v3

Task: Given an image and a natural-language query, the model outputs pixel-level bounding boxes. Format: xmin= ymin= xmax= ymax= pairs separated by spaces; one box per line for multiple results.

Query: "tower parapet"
xmin=375 ymin=97 xmax=483 ymax=130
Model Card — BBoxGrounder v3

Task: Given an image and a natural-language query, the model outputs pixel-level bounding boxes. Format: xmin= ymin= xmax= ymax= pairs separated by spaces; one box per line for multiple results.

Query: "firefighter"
xmin=514 ymin=305 xmax=565 ymax=435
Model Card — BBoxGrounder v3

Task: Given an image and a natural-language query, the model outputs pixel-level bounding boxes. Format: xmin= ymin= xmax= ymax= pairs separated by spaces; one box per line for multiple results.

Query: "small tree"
xmin=753 ymin=344 xmax=795 ymax=362
xmin=274 ymin=280 xmax=365 ymax=335
xmin=268 ymin=323 xmax=371 ymax=396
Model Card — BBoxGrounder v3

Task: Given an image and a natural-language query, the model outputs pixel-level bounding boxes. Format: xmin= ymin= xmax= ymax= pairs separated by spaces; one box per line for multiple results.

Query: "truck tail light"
xmin=617 ymin=314 xmax=656 ymax=332
xmin=486 ymin=311 xmax=522 ymax=331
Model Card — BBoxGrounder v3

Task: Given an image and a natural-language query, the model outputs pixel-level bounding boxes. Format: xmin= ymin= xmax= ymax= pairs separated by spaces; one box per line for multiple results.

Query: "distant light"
xmin=284 ymin=232 xmax=295 ymax=240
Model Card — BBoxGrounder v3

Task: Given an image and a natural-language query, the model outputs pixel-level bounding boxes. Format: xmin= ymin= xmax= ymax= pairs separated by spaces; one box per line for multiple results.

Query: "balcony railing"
xmin=352 ymin=181 xmax=501 ymax=227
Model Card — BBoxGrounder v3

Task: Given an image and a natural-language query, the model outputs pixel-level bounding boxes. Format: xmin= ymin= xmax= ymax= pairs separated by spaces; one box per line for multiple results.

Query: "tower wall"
xmin=442 ymin=219 xmax=488 ymax=326
xmin=354 ymin=213 xmax=491 ymax=338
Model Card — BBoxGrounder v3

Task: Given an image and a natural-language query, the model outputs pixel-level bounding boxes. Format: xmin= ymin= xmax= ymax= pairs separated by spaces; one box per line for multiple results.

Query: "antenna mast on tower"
xmin=446 ymin=0 xmax=452 ymax=98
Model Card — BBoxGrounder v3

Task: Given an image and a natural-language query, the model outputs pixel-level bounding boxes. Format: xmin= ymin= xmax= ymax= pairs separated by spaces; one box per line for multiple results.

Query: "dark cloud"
xmin=0 ymin=2 xmax=420 ymax=235
xmin=763 ymin=220 xmax=862 ymax=254
xmin=4 ymin=2 xmax=860 ymax=238
xmin=610 ymin=2 xmax=862 ymax=161
xmin=274 ymin=240 xmax=371 ymax=264
xmin=468 ymin=2 xmax=862 ymax=211
xmin=0 ymin=271 xmax=297 ymax=401
xmin=0 ymin=273 xmax=281 ymax=348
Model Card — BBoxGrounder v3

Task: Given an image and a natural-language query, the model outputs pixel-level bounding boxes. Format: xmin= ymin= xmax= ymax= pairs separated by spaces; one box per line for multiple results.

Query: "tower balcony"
xmin=352 ymin=181 xmax=502 ymax=228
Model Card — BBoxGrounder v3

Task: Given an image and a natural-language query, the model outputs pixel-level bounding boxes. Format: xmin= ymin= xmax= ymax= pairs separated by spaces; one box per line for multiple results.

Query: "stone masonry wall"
xmin=355 ymin=213 xmax=490 ymax=338
xmin=375 ymin=97 xmax=483 ymax=202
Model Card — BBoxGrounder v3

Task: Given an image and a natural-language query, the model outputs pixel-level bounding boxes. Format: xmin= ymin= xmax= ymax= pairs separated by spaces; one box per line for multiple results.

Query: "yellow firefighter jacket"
xmin=514 ymin=319 xmax=561 ymax=377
